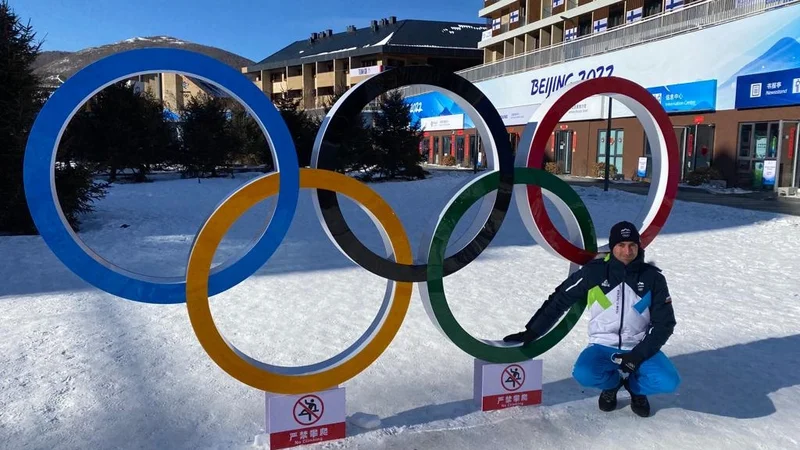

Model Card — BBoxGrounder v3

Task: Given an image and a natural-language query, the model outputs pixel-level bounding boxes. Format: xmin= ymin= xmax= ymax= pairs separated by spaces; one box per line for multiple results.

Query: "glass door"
xmin=737 ymin=122 xmax=781 ymax=189
xmin=692 ymin=124 xmax=715 ymax=173
xmin=433 ymin=136 xmax=440 ymax=164
xmin=556 ymin=130 xmax=574 ymax=174
xmin=468 ymin=133 xmax=477 ymax=168
xmin=778 ymin=120 xmax=799 ymax=191
xmin=442 ymin=136 xmax=452 ymax=159
xmin=677 ymin=124 xmax=716 ymax=180
xmin=737 ymin=123 xmax=753 ymax=186
xmin=674 ymin=127 xmax=688 ymax=179
xmin=757 ymin=122 xmax=780 ymax=189
xmin=598 ymin=129 xmax=624 ymax=176
xmin=456 ymin=136 xmax=465 ymax=166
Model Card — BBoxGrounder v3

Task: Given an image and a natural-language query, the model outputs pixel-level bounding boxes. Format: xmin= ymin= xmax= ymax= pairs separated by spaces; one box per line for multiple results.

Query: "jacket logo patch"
xmin=637 ymin=282 xmax=644 ymax=292
xmin=601 ymin=280 xmax=610 ymax=287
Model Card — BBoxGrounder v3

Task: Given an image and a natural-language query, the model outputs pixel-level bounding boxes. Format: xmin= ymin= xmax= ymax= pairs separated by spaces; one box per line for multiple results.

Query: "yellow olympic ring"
xmin=185 ymin=168 xmax=413 ymax=393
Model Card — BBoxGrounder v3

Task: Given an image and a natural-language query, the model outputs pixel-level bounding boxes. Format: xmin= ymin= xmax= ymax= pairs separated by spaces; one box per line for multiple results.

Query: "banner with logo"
xmin=472 ymin=3 xmax=800 ymax=112
xmin=735 ymin=67 xmax=800 ymax=108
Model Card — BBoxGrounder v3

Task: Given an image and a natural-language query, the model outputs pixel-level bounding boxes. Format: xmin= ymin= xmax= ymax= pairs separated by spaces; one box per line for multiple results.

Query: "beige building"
xmin=132 ymin=73 xmax=221 ymax=114
xmin=241 ymin=17 xmax=485 ymax=110
xmin=479 ymin=0 xmax=700 ymax=63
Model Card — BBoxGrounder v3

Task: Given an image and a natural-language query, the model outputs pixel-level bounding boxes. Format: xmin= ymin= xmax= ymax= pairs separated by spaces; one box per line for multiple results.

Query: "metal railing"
xmin=400 ymin=0 xmax=797 ymax=97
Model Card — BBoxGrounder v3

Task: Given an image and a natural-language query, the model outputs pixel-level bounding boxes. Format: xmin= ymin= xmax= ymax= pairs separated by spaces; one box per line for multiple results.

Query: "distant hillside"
xmin=32 ymin=51 xmax=72 ymax=72
xmin=34 ymin=36 xmax=254 ymax=85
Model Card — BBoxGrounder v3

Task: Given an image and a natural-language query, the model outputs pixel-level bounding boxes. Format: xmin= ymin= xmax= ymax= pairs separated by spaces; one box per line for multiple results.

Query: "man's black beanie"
xmin=608 ymin=221 xmax=640 ymax=249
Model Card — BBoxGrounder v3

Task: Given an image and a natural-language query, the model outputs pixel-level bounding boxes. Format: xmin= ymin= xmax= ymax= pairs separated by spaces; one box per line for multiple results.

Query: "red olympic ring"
xmin=525 ymin=77 xmax=680 ymax=264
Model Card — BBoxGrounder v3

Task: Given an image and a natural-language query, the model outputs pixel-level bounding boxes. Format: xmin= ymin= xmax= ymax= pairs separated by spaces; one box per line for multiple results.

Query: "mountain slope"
xmin=34 ymin=36 xmax=254 ymax=85
xmin=31 ymin=51 xmax=72 ymax=72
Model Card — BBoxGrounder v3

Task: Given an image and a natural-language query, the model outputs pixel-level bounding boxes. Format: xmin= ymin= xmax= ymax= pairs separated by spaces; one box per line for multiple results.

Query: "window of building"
xmin=578 ymin=14 xmax=592 ymax=37
xmin=644 ymin=0 xmax=662 ymax=17
xmin=361 ymin=59 xmax=378 ymax=67
xmin=608 ymin=3 xmax=624 ymax=28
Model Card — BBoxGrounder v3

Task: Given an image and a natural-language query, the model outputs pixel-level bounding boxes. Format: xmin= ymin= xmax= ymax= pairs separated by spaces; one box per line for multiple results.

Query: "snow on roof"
xmin=372 ymin=31 xmax=394 ymax=46
xmin=390 ymin=43 xmax=480 ymax=50
xmin=301 ymin=47 xmax=358 ymax=58
xmin=441 ymin=24 xmax=487 ymax=34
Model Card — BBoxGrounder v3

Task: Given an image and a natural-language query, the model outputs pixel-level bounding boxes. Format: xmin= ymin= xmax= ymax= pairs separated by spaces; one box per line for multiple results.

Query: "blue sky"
xmin=13 ymin=0 xmax=485 ymax=62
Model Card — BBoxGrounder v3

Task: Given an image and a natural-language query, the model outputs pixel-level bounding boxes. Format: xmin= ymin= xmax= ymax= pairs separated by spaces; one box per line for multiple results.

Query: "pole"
xmin=473 ymin=136 xmax=479 ymax=174
xmin=604 ymin=98 xmax=613 ymax=192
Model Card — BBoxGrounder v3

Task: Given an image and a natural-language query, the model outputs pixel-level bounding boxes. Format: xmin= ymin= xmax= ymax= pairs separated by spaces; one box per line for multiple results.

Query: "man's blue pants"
xmin=572 ymin=344 xmax=681 ymax=395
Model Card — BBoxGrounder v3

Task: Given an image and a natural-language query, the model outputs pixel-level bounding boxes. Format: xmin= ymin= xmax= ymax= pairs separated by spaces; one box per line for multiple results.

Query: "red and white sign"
xmin=265 ymin=387 xmax=346 ymax=449
xmin=473 ymin=359 xmax=543 ymax=411
xmin=420 ymin=114 xmax=464 ymax=131
xmin=354 ymin=65 xmax=383 ymax=77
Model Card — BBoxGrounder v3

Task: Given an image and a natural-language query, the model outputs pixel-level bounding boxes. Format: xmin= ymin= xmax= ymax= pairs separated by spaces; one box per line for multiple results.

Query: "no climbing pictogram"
xmin=293 ymin=395 xmax=324 ymax=426
xmin=501 ymin=364 xmax=525 ymax=392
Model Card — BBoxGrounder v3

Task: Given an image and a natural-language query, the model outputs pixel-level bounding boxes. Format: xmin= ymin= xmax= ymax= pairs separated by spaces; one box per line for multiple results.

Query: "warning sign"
xmin=501 ymin=364 xmax=525 ymax=391
xmin=474 ymin=359 xmax=542 ymax=412
xmin=265 ymin=388 xmax=346 ymax=449
xmin=293 ymin=395 xmax=324 ymax=426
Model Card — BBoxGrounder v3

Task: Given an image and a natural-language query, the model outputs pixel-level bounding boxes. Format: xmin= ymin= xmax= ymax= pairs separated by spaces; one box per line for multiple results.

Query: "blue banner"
xmin=735 ymin=68 xmax=800 ymax=109
xmin=647 ymin=79 xmax=717 ymax=113
xmin=404 ymin=91 xmax=475 ymax=129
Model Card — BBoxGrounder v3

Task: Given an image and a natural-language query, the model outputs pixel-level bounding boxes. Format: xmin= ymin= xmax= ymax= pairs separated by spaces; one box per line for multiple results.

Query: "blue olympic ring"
xmin=23 ymin=48 xmax=300 ymax=304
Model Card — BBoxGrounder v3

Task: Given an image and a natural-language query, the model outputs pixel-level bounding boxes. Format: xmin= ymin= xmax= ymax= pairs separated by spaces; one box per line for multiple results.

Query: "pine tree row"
xmin=1 ymin=1 xmax=427 ymax=235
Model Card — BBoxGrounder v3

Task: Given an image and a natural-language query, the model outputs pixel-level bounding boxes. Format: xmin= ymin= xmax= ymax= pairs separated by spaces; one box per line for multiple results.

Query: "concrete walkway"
xmin=562 ymin=177 xmax=800 ymax=216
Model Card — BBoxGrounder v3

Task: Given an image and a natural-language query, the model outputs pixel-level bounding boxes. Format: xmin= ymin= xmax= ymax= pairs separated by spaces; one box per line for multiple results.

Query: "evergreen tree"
xmin=0 ymin=0 xmax=106 ymax=234
xmin=317 ymin=85 xmax=373 ymax=174
xmin=179 ymin=93 xmax=238 ymax=177
xmin=229 ymin=103 xmax=273 ymax=171
xmin=272 ymin=93 xmax=317 ymax=167
xmin=369 ymin=89 xmax=425 ymax=180
xmin=62 ymin=82 xmax=177 ymax=182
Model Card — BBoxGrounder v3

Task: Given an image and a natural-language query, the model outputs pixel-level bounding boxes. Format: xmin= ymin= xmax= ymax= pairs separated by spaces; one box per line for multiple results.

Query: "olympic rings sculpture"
xmin=23 ymin=48 xmax=679 ymax=395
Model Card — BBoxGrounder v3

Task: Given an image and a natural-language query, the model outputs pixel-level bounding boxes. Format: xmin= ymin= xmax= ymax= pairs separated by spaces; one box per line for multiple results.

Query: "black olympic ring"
xmin=311 ymin=65 xmax=515 ymax=283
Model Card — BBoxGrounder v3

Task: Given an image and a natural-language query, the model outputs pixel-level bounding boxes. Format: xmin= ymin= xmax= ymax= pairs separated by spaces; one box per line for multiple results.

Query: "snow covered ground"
xmin=1 ymin=169 xmax=799 ymax=450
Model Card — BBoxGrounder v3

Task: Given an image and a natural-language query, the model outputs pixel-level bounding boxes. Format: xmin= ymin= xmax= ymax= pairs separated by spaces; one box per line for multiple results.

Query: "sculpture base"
xmin=263 ymin=387 xmax=346 ymax=449
xmin=473 ymin=359 xmax=543 ymax=412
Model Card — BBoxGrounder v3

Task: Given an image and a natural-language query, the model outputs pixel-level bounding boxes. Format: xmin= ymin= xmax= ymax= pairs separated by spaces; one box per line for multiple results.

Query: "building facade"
xmin=133 ymin=73 xmax=222 ymax=115
xmin=241 ymin=17 xmax=484 ymax=111
xmin=404 ymin=0 xmax=800 ymax=196
xmin=478 ymin=0 xmax=694 ymax=63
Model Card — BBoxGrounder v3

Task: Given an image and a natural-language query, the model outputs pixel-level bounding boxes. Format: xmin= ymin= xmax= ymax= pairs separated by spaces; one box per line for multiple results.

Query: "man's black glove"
xmin=613 ymin=352 xmax=644 ymax=374
xmin=503 ymin=329 xmax=537 ymax=344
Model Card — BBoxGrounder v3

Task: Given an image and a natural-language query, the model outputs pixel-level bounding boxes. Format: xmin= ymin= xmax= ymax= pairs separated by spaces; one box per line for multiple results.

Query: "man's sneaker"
xmin=598 ymin=379 xmax=624 ymax=412
xmin=623 ymin=380 xmax=651 ymax=417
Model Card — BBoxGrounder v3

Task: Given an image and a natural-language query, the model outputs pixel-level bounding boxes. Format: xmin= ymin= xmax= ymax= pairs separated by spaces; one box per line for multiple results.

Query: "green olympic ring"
xmin=424 ymin=167 xmax=597 ymax=363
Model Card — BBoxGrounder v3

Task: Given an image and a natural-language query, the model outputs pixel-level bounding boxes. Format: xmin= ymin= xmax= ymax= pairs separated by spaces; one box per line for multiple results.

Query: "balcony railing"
xmin=400 ymin=0 xmax=798 ymax=97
